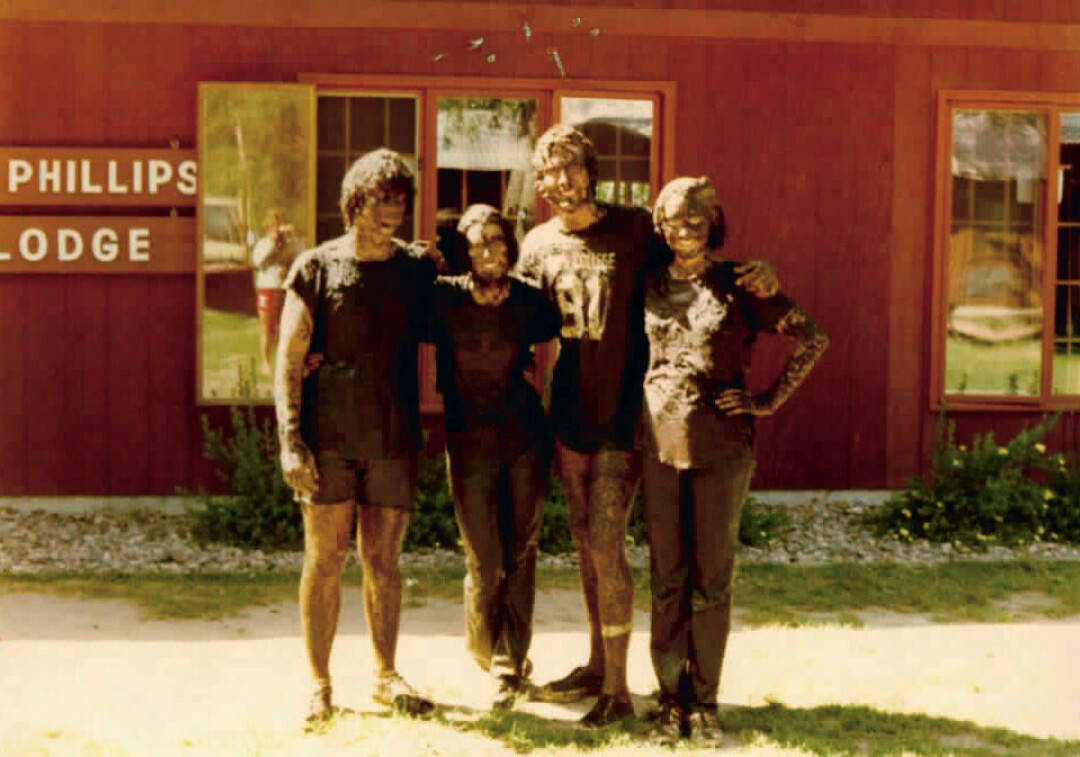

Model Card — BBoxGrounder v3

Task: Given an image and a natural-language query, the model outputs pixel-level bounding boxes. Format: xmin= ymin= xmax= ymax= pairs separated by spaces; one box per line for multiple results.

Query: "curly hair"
xmin=449 ymin=203 xmax=519 ymax=273
xmin=339 ymin=148 xmax=415 ymax=229
xmin=531 ymin=124 xmax=599 ymax=191
xmin=653 ymin=175 xmax=726 ymax=252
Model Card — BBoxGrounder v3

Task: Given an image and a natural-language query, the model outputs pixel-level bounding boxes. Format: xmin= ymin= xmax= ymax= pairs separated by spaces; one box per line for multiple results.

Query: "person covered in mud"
xmin=640 ymin=176 xmax=828 ymax=742
xmin=516 ymin=124 xmax=779 ymax=726
xmin=274 ymin=148 xmax=437 ymax=723
xmin=421 ymin=204 xmax=561 ymax=710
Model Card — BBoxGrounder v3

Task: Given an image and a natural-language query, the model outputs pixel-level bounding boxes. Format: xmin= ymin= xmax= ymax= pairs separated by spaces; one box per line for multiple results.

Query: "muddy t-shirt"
xmin=423 ymin=276 xmax=561 ymax=458
xmin=285 ymin=234 xmax=435 ymax=460
xmin=516 ymin=204 xmax=658 ymax=452
xmin=642 ymin=260 xmax=795 ymax=468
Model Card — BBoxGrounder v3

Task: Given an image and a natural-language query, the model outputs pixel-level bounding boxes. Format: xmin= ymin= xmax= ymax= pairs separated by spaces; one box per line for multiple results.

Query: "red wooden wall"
xmin=0 ymin=5 xmax=1078 ymax=495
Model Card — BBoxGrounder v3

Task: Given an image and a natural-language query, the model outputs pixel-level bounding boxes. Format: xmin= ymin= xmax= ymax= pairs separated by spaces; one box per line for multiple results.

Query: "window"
xmin=316 ymin=94 xmax=419 ymax=244
xmin=435 ymin=96 xmax=539 ymax=270
xmin=198 ymin=76 xmax=674 ymax=405
xmin=559 ymin=95 xmax=657 ymax=207
xmin=934 ymin=91 xmax=1080 ymax=408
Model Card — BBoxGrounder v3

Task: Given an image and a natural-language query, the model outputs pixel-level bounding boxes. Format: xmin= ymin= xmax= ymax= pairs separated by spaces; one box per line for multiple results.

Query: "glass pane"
xmin=1060 ymin=113 xmax=1080 ymax=223
xmin=316 ymin=95 xmax=418 ymax=244
xmin=561 ymin=97 xmax=654 ymax=207
xmin=317 ymin=96 xmax=345 ymax=152
xmin=436 ymin=97 xmax=538 ymax=272
xmin=945 ymin=110 xmax=1045 ymax=397
xmin=1053 ymin=340 xmax=1080 ymax=394
xmin=317 ymin=154 xmax=345 ymax=214
xmin=199 ymin=84 xmax=314 ymax=403
xmin=1059 ymin=226 xmax=1080 ymax=283
xmin=388 ymin=98 xmax=417 ymax=154
xmin=349 ymin=97 xmax=386 ymax=155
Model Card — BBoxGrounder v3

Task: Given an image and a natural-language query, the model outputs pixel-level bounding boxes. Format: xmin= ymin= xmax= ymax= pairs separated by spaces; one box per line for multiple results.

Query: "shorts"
xmin=304 ymin=450 xmax=417 ymax=510
xmin=256 ymin=288 xmax=286 ymax=319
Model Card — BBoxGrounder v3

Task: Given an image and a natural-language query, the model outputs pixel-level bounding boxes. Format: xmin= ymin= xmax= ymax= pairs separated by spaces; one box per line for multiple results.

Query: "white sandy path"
xmin=1 ymin=589 xmax=1078 ymax=755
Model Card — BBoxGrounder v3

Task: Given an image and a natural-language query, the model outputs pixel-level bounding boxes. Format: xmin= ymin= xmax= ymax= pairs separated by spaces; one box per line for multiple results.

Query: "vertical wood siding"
xmin=0 ymin=14 xmax=1075 ymax=494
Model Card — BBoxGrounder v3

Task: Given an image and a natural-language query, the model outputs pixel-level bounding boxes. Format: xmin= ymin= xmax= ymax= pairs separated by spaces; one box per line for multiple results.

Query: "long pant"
xmin=446 ymin=436 xmax=549 ymax=675
xmin=641 ymin=454 xmax=755 ymax=707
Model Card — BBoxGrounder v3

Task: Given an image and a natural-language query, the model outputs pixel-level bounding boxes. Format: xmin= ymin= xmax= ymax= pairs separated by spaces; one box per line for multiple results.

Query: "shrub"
xmin=873 ymin=413 xmax=1080 ymax=547
xmin=405 ymin=454 xmax=458 ymax=551
xmin=189 ymin=402 xmax=304 ymax=550
xmin=189 ymin=378 xmax=794 ymax=554
xmin=540 ymin=476 xmax=575 ymax=554
xmin=738 ymin=496 xmax=793 ymax=548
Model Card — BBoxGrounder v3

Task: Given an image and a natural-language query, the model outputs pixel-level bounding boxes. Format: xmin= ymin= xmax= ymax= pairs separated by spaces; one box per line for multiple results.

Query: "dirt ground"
xmin=1 ymin=588 xmax=1078 ymax=755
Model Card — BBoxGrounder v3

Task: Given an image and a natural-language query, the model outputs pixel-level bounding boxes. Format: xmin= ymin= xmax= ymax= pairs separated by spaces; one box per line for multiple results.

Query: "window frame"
xmin=301 ymin=74 xmax=676 ymax=413
xmin=931 ymin=89 xmax=1080 ymax=412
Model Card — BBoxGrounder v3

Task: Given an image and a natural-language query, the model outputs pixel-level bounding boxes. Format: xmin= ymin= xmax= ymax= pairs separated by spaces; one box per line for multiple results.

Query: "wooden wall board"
xmin=22 ymin=278 xmax=71 ymax=495
xmin=0 ymin=280 xmax=28 ymax=495
xmin=6 ymin=3 xmax=1080 ymax=51
xmin=104 ymin=277 xmax=152 ymax=494
xmin=62 ymin=278 xmax=111 ymax=493
xmin=888 ymin=44 xmax=934 ymax=487
xmin=147 ymin=277 xmax=197 ymax=493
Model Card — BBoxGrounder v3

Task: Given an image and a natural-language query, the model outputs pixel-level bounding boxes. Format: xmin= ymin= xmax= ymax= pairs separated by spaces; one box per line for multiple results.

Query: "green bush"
xmin=405 ymin=455 xmax=458 ymax=551
xmin=189 ymin=390 xmax=792 ymax=554
xmin=873 ymin=413 xmax=1080 ymax=547
xmin=738 ymin=497 xmax=793 ymax=548
xmin=189 ymin=403 xmax=303 ymax=550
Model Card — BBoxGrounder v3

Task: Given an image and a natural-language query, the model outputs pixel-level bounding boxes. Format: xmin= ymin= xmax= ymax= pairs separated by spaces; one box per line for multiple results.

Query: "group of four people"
xmin=272 ymin=124 xmax=828 ymax=741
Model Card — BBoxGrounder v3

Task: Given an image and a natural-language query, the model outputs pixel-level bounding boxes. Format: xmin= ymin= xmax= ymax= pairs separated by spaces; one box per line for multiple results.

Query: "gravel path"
xmin=3 ymin=501 xmax=1079 ymax=574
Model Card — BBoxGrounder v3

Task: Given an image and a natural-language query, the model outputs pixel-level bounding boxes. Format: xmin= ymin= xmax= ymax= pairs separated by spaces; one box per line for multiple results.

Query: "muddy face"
xmin=465 ymin=221 xmax=510 ymax=284
xmin=658 ymin=192 xmax=711 ymax=261
xmin=355 ymin=191 xmax=407 ymax=245
xmin=536 ymin=148 xmax=592 ymax=216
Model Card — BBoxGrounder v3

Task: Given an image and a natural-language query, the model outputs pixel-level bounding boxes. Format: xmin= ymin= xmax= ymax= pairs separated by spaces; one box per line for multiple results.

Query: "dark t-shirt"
xmin=641 ymin=260 xmax=795 ymax=468
xmin=285 ymin=234 xmax=435 ymax=460
xmin=423 ymin=276 xmax=561 ymax=459
xmin=516 ymin=204 xmax=660 ymax=452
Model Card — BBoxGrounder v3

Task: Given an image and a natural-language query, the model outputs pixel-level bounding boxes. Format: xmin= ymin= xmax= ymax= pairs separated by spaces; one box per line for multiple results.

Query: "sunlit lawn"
xmin=3 ymin=560 xmax=1078 ymax=626
xmin=201 ymin=307 xmax=274 ymax=401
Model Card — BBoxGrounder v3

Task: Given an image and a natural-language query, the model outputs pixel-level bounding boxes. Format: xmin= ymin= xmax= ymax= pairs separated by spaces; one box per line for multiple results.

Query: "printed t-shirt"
xmin=424 ymin=276 xmax=560 ymax=460
xmin=641 ymin=259 xmax=796 ymax=468
xmin=285 ymin=234 xmax=435 ymax=460
xmin=516 ymin=204 xmax=659 ymax=453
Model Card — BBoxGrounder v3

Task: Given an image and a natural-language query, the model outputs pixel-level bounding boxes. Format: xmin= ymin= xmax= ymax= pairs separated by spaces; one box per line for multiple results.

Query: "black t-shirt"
xmin=641 ymin=259 xmax=795 ymax=468
xmin=517 ymin=204 xmax=661 ymax=452
xmin=423 ymin=275 xmax=561 ymax=459
xmin=285 ymin=234 xmax=436 ymax=459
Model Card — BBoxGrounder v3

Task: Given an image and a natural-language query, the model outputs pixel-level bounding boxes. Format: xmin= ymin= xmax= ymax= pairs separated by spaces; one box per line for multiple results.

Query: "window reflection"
xmin=945 ymin=110 xmax=1045 ymax=397
xmin=560 ymin=97 xmax=654 ymax=207
xmin=436 ymin=97 xmax=538 ymax=273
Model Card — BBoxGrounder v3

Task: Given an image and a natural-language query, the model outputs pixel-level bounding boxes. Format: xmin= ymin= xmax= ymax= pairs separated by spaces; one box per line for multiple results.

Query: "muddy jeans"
xmin=641 ymin=453 xmax=756 ymax=707
xmin=446 ymin=431 xmax=549 ymax=675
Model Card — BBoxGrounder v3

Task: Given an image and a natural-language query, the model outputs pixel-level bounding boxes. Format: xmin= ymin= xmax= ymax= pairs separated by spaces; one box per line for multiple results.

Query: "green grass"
xmin=722 ymin=701 xmax=1080 ymax=756
xmin=201 ymin=307 xmax=273 ymax=401
xmin=945 ymin=338 xmax=1040 ymax=396
xmin=8 ymin=703 xmax=1078 ymax=756
xmin=3 ymin=560 xmax=1079 ymax=627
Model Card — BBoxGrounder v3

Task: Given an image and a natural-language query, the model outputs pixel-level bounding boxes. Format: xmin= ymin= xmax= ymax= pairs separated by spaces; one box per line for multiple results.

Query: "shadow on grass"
xmin=448 ymin=702 xmax=1080 ymax=755
xmin=449 ymin=709 xmax=639 ymax=753
xmin=725 ymin=702 xmax=1079 ymax=757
